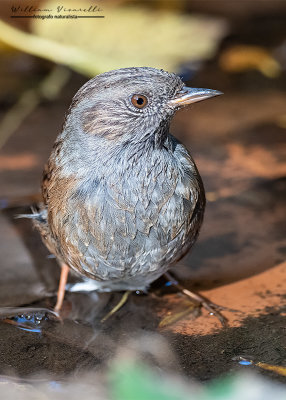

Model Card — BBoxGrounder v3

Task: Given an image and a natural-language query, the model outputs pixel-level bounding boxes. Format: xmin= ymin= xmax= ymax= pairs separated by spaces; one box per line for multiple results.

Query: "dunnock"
xmin=31 ymin=67 xmax=222 ymax=317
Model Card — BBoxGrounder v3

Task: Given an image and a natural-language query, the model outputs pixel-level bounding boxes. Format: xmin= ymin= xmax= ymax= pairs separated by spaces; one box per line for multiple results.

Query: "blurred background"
xmin=0 ymin=0 xmax=286 ymax=398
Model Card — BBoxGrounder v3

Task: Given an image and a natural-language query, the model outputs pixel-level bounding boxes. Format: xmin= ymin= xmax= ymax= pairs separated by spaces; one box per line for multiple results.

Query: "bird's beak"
xmin=169 ymin=87 xmax=223 ymax=107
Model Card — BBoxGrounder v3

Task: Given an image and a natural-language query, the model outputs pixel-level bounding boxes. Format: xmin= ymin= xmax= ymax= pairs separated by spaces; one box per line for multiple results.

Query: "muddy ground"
xmin=0 ymin=9 xmax=286 ymax=386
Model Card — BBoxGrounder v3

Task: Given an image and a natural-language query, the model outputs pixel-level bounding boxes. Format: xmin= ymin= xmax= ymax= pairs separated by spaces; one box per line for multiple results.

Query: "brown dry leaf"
xmin=219 ymin=45 xmax=281 ymax=77
xmin=256 ymin=362 xmax=286 ymax=377
xmin=33 ymin=1 xmax=228 ymax=72
xmin=0 ymin=1 xmax=227 ymax=76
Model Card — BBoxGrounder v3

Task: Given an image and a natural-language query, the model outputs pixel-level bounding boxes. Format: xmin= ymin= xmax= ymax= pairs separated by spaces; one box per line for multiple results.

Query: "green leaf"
xmin=109 ymin=361 xmax=189 ymax=400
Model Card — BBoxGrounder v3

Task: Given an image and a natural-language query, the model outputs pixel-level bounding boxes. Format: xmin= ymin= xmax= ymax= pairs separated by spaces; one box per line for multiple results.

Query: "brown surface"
xmin=163 ymin=261 xmax=286 ymax=336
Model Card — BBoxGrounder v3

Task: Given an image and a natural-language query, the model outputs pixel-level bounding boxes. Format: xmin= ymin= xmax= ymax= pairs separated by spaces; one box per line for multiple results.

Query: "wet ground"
xmin=0 ymin=12 xmax=286 ymax=389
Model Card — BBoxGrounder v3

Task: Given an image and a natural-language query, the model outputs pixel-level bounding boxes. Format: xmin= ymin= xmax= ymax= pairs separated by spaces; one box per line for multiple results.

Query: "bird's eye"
xmin=131 ymin=94 xmax=148 ymax=109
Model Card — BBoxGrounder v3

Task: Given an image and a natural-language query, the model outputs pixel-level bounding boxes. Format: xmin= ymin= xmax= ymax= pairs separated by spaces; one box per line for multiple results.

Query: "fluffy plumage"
xmin=34 ymin=67 xmax=220 ymax=292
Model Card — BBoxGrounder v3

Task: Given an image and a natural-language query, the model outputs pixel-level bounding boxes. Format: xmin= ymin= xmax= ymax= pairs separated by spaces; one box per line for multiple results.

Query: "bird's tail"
xmin=15 ymin=206 xmax=46 ymax=222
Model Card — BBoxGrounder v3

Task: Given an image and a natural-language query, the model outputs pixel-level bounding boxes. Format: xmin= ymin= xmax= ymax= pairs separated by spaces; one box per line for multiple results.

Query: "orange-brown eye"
xmin=131 ymin=94 xmax=148 ymax=109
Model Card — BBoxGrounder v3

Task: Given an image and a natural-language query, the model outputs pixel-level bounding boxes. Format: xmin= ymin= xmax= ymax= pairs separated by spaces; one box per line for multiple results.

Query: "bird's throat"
xmin=152 ymin=118 xmax=171 ymax=150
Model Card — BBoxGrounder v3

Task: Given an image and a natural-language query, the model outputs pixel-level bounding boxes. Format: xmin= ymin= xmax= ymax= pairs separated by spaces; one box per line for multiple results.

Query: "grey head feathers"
xmin=63 ymin=67 xmax=184 ymax=149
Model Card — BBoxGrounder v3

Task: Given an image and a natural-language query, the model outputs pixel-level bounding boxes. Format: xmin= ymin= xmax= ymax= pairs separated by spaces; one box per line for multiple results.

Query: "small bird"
xmin=32 ymin=67 xmax=222 ymax=317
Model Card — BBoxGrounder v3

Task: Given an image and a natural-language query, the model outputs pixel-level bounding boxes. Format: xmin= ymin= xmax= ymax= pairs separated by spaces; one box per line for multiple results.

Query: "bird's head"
xmin=64 ymin=67 xmax=222 ymax=151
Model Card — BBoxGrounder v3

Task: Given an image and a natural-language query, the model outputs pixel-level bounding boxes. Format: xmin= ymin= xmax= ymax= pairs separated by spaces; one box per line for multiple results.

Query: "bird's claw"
xmin=164 ymin=272 xmax=229 ymax=326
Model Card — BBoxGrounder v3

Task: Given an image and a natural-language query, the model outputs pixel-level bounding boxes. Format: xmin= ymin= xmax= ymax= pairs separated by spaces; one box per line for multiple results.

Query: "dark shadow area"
xmin=167 ymin=304 xmax=286 ymax=383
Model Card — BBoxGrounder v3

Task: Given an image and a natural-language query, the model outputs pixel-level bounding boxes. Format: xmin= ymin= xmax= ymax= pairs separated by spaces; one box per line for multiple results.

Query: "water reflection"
xmin=0 ymin=307 xmax=56 ymax=334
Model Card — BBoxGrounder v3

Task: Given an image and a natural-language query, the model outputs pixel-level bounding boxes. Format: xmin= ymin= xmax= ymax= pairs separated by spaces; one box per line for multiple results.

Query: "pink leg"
xmin=54 ymin=263 xmax=69 ymax=312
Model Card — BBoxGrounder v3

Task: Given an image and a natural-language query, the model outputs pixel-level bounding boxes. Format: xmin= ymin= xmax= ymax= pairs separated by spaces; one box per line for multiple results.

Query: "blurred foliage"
xmin=0 ymin=0 xmax=227 ymax=76
xmin=109 ymin=359 xmax=286 ymax=400
xmin=0 ymin=66 xmax=70 ymax=149
xmin=1 ymin=357 xmax=286 ymax=400
xmin=0 ymin=18 xmax=99 ymax=77
xmin=0 ymin=0 xmax=228 ymax=149
xmin=219 ymin=45 xmax=281 ymax=78
xmin=110 ymin=361 xmax=189 ymax=400
xmin=276 ymin=114 xmax=286 ymax=129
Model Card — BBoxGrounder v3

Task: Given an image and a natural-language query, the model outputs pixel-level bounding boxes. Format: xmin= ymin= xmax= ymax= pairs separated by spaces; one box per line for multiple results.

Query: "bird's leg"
xmin=164 ymin=272 xmax=228 ymax=326
xmin=54 ymin=263 xmax=70 ymax=312
xmin=101 ymin=291 xmax=131 ymax=323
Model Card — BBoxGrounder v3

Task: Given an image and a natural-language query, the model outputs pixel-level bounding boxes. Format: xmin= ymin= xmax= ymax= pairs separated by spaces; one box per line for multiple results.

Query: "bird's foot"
xmin=164 ymin=272 xmax=228 ymax=327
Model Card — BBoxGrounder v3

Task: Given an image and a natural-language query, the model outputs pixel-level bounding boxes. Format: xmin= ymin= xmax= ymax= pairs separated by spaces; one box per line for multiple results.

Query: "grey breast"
xmin=62 ymin=136 xmax=203 ymax=287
